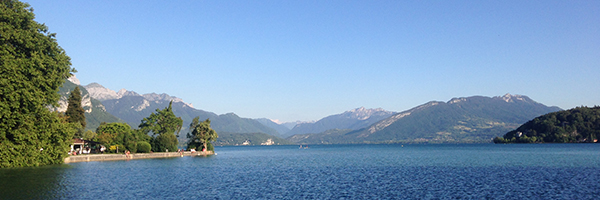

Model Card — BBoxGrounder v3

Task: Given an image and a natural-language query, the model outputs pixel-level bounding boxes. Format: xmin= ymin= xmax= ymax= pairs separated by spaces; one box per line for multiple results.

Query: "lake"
xmin=1 ymin=144 xmax=600 ymax=199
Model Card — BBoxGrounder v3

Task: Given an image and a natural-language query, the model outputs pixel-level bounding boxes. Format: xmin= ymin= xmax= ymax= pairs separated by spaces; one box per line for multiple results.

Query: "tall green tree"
xmin=139 ymin=101 xmax=182 ymax=152
xmin=187 ymin=117 xmax=218 ymax=151
xmin=65 ymin=87 xmax=86 ymax=138
xmin=0 ymin=0 xmax=77 ymax=167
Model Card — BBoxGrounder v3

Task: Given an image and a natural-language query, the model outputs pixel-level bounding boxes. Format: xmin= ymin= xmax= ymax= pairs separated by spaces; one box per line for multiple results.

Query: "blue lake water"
xmin=1 ymin=144 xmax=600 ymax=199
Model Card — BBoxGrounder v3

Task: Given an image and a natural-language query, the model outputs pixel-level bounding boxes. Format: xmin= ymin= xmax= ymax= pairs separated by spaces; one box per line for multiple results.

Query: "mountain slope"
xmin=53 ymin=79 xmax=124 ymax=131
xmin=86 ymin=83 xmax=280 ymax=137
xmin=284 ymin=107 xmax=395 ymax=137
xmin=290 ymin=94 xmax=561 ymax=144
xmin=496 ymin=106 xmax=600 ymax=143
xmin=255 ymin=118 xmax=292 ymax=136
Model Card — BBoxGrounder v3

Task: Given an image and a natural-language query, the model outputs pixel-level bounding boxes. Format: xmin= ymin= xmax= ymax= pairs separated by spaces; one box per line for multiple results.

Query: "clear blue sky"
xmin=26 ymin=0 xmax=599 ymax=122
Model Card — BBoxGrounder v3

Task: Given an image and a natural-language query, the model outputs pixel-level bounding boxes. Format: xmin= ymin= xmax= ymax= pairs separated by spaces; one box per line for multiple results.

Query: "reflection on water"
xmin=0 ymin=164 xmax=72 ymax=199
xmin=1 ymin=144 xmax=600 ymax=199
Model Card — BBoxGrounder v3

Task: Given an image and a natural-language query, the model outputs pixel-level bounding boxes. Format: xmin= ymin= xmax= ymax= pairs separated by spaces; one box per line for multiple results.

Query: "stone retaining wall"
xmin=64 ymin=151 xmax=214 ymax=163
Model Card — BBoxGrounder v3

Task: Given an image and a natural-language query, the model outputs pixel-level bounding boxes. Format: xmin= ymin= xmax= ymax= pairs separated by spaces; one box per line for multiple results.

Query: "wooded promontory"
xmin=495 ymin=106 xmax=600 ymax=143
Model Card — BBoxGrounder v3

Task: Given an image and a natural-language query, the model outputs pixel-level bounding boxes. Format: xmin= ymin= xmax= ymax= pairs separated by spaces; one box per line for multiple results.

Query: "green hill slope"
xmin=496 ymin=106 xmax=600 ymax=143
xmin=290 ymin=94 xmax=561 ymax=144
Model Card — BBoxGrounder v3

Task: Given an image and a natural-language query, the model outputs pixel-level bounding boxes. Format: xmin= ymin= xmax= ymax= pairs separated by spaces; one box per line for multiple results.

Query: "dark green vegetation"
xmin=58 ymin=81 xmax=124 ymax=131
xmin=136 ymin=141 xmax=151 ymax=153
xmin=0 ymin=0 xmax=77 ymax=167
xmin=186 ymin=117 xmax=218 ymax=151
xmin=214 ymin=132 xmax=293 ymax=146
xmin=495 ymin=106 xmax=600 ymax=143
xmin=65 ymin=87 xmax=86 ymax=138
xmin=96 ymin=122 xmax=149 ymax=153
xmin=289 ymin=95 xmax=561 ymax=144
xmin=139 ymin=101 xmax=183 ymax=152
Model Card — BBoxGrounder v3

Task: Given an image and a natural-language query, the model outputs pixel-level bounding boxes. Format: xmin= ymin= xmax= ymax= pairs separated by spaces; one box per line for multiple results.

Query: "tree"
xmin=0 ymin=0 xmax=77 ymax=167
xmin=82 ymin=130 xmax=96 ymax=140
xmin=95 ymin=122 xmax=138 ymax=153
xmin=65 ymin=87 xmax=86 ymax=138
xmin=139 ymin=101 xmax=182 ymax=152
xmin=187 ymin=117 xmax=218 ymax=151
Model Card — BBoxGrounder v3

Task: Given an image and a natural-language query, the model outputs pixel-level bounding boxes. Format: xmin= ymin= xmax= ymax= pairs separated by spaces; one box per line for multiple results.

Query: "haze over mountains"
xmin=61 ymin=76 xmax=562 ymax=145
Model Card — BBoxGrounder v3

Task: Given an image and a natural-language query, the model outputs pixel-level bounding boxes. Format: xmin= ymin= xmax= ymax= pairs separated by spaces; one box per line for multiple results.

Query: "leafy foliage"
xmin=186 ymin=117 xmax=218 ymax=151
xmin=82 ymin=130 xmax=96 ymax=140
xmin=95 ymin=122 xmax=148 ymax=152
xmin=65 ymin=87 xmax=86 ymax=137
xmin=496 ymin=106 xmax=600 ymax=143
xmin=139 ymin=101 xmax=182 ymax=152
xmin=136 ymin=141 xmax=151 ymax=153
xmin=0 ymin=0 xmax=76 ymax=167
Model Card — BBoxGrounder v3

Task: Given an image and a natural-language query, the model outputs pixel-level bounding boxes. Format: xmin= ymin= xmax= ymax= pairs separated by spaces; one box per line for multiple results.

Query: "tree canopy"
xmin=187 ymin=117 xmax=218 ymax=151
xmin=66 ymin=87 xmax=86 ymax=137
xmin=495 ymin=106 xmax=600 ymax=143
xmin=0 ymin=0 xmax=77 ymax=167
xmin=95 ymin=122 xmax=148 ymax=153
xmin=139 ymin=101 xmax=182 ymax=152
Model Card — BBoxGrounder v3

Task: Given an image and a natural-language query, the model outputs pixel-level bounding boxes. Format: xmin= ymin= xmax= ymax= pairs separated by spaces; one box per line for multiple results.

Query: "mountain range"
xmin=59 ymin=76 xmax=563 ymax=145
xmin=282 ymin=107 xmax=395 ymax=137
xmin=288 ymin=94 xmax=561 ymax=144
xmin=83 ymin=83 xmax=281 ymax=138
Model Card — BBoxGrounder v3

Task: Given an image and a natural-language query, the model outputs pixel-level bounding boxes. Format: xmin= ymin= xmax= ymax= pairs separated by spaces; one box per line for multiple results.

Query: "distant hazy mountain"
xmin=214 ymin=132 xmax=293 ymax=146
xmin=288 ymin=94 xmax=562 ymax=144
xmin=284 ymin=107 xmax=395 ymax=137
xmin=254 ymin=118 xmax=291 ymax=136
xmin=52 ymin=77 xmax=125 ymax=131
xmin=85 ymin=83 xmax=280 ymax=137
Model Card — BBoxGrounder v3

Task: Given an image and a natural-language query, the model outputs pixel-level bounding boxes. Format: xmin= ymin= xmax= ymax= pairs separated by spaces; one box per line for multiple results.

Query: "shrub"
xmin=137 ymin=141 xmax=151 ymax=153
xmin=126 ymin=141 xmax=137 ymax=153
xmin=109 ymin=144 xmax=126 ymax=153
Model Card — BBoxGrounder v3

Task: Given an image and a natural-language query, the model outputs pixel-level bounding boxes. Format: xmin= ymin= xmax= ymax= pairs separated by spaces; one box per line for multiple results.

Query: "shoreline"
xmin=63 ymin=151 xmax=214 ymax=163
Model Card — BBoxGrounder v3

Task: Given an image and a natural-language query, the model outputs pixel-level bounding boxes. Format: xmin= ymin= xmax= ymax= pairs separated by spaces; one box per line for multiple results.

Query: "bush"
xmin=137 ymin=141 xmax=151 ymax=153
xmin=152 ymin=134 xmax=178 ymax=152
xmin=126 ymin=141 xmax=137 ymax=153
xmin=109 ymin=144 xmax=126 ymax=153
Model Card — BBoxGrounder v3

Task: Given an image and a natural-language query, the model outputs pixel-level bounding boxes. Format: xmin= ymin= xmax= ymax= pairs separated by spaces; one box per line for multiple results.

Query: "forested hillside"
xmin=495 ymin=106 xmax=600 ymax=143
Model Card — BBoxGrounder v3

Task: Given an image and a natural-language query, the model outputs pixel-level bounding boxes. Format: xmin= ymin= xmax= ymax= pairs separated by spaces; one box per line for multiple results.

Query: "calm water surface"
xmin=1 ymin=144 xmax=600 ymax=199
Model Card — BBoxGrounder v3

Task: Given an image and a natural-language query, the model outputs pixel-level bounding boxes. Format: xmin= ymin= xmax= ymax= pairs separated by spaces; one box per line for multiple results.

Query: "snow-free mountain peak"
xmin=345 ymin=107 xmax=394 ymax=120
xmin=283 ymin=107 xmax=395 ymax=137
xmin=498 ymin=93 xmax=530 ymax=103
xmin=84 ymin=83 xmax=192 ymax=108
xmin=67 ymin=74 xmax=80 ymax=85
